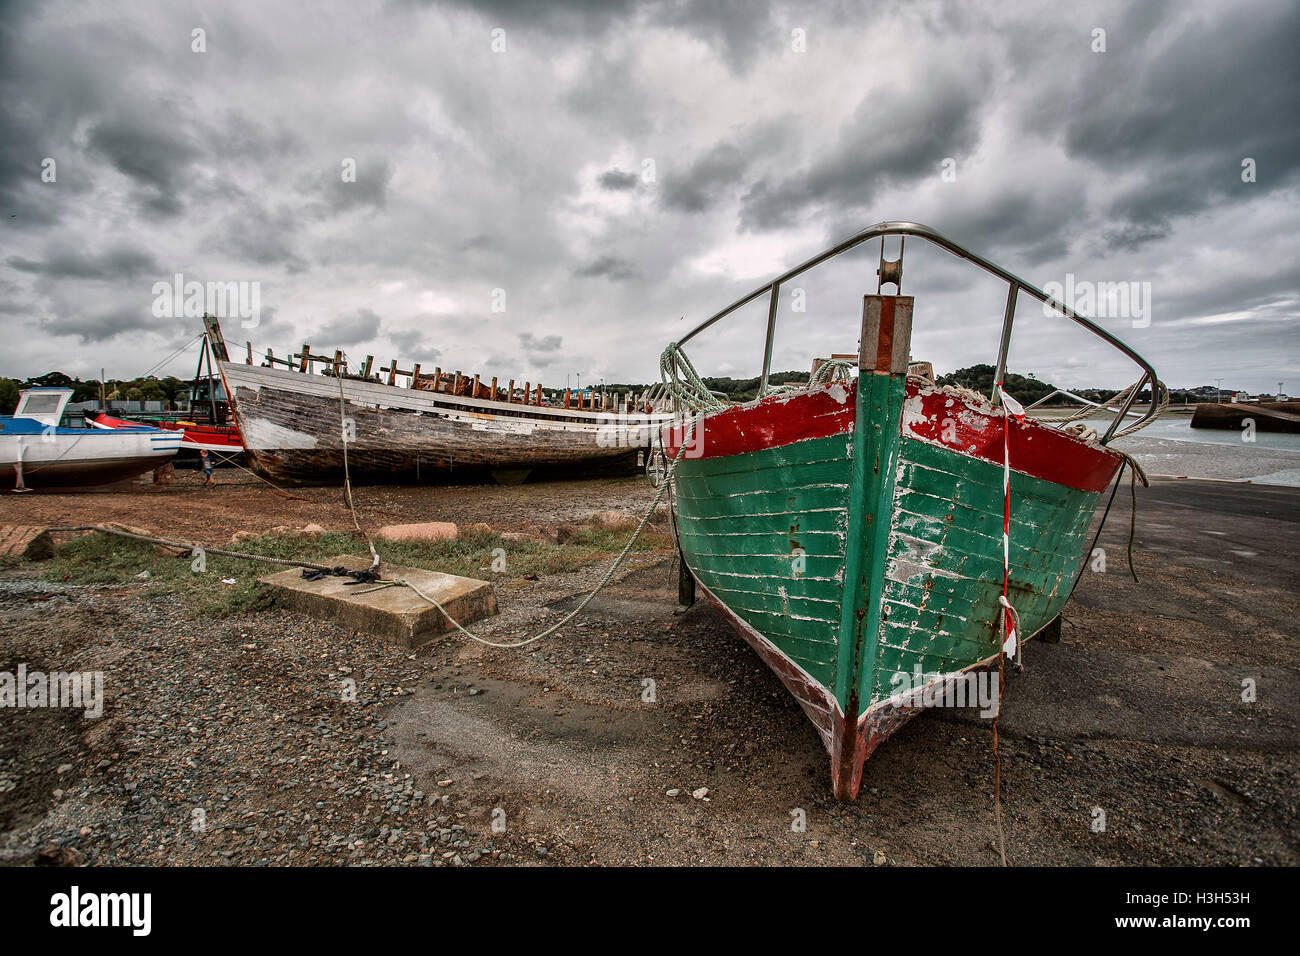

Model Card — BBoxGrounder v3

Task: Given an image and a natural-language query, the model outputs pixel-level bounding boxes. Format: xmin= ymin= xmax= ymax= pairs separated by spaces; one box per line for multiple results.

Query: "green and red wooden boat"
xmin=659 ymin=222 xmax=1161 ymax=800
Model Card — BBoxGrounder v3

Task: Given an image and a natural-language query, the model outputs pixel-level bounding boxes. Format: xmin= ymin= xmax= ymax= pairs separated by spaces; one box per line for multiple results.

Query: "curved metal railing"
xmin=675 ymin=221 xmax=1161 ymax=443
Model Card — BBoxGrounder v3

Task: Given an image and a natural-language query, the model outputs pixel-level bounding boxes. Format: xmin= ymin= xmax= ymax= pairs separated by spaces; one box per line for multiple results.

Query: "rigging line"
xmin=335 ymin=355 xmax=379 ymax=571
xmin=204 ymin=448 xmax=308 ymax=500
xmin=134 ymin=332 xmax=207 ymax=382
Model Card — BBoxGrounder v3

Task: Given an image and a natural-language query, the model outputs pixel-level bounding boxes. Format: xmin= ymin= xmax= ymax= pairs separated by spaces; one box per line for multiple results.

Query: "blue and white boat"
xmin=0 ymin=388 xmax=184 ymax=490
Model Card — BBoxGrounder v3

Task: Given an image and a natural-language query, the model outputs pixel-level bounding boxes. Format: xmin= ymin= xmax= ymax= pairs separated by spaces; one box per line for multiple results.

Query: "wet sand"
xmin=1 ymin=475 xmax=1296 ymax=865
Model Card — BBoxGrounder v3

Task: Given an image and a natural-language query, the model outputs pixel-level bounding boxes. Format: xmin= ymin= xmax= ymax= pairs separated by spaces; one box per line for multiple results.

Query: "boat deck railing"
xmin=675 ymin=221 xmax=1160 ymax=443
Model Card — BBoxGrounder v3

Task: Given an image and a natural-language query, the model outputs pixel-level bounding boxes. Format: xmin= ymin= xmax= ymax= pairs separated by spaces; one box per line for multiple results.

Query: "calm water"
xmin=1101 ymin=415 xmax=1300 ymax=452
xmin=1066 ymin=414 xmax=1300 ymax=487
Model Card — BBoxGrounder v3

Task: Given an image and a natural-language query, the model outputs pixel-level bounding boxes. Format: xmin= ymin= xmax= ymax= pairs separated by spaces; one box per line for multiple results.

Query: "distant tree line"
xmin=0 ymin=365 xmax=1223 ymax=416
xmin=0 ymin=372 xmax=191 ymax=414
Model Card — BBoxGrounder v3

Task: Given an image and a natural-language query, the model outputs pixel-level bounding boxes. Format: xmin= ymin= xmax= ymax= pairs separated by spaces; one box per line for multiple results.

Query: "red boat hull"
xmin=90 ymin=412 xmax=244 ymax=455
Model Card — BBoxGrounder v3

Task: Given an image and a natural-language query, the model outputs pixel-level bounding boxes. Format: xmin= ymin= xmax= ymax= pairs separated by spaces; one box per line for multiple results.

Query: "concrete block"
xmin=258 ymin=555 xmax=496 ymax=650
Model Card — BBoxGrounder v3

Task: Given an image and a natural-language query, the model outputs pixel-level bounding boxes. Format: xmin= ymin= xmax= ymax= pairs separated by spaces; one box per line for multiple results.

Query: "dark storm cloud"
xmin=662 ymin=142 xmax=747 ymax=213
xmin=434 ymin=0 xmax=775 ymax=70
xmin=653 ymin=0 xmax=776 ymax=72
xmin=315 ymin=308 xmax=385 ymax=347
xmin=1020 ymin=2 xmax=1300 ymax=244
xmin=40 ymin=306 xmax=169 ymax=344
xmin=308 ymin=157 xmax=396 ymax=216
xmin=518 ymin=332 xmax=562 ymax=354
xmin=598 ymin=168 xmax=639 ymax=191
xmin=389 ymin=328 xmax=441 ymax=361
xmin=0 ymin=7 xmax=96 ymax=227
xmin=0 ymin=0 xmax=1294 ymax=393
xmin=86 ymin=114 xmax=202 ymax=219
xmin=574 ymin=256 xmax=639 ymax=280
xmin=739 ymin=70 xmax=987 ymax=231
xmin=432 ymin=0 xmax=637 ymax=30
xmin=201 ymin=192 xmax=309 ymax=274
xmin=6 ymin=244 xmax=160 ymax=280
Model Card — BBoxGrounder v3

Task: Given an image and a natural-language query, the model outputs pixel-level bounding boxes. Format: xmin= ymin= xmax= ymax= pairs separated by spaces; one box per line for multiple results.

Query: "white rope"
xmin=383 ymin=437 xmax=692 ymax=649
xmin=1035 ymin=379 xmax=1170 ymax=438
xmin=328 ymin=353 xmax=699 ymax=649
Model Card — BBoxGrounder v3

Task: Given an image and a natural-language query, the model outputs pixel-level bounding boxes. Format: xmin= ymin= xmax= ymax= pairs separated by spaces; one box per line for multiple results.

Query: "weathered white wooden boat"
xmin=0 ymin=388 xmax=184 ymax=490
xmin=202 ymin=315 xmax=675 ymax=484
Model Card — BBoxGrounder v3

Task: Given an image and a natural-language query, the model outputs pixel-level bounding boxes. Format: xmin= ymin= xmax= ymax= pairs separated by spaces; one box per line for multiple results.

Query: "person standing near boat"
xmin=199 ymin=449 xmax=215 ymax=486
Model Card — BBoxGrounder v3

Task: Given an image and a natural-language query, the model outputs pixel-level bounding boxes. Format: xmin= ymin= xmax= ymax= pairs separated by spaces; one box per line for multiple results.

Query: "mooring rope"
xmin=55 ymin=379 xmax=696 ymax=650
xmin=761 ymin=357 xmax=855 ymax=397
xmin=335 ymin=357 xmax=379 ymax=572
xmin=370 ymin=437 xmax=693 ymax=649
xmin=1117 ymin=451 xmax=1149 ymax=583
xmin=203 ymin=448 xmax=308 ymax=500
xmin=326 ymin=351 xmax=696 ymax=650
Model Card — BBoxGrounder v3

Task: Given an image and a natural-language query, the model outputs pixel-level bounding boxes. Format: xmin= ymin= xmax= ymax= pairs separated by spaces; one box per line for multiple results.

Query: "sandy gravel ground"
xmin=0 ymin=474 xmax=1296 ymax=866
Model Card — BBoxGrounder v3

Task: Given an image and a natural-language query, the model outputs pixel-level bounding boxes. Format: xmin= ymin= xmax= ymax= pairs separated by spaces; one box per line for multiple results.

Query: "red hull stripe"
xmin=902 ymin=384 xmax=1121 ymax=494
xmin=662 ymin=380 xmax=1121 ymax=495
xmin=92 ymin=413 xmax=244 ymax=450
xmin=661 ymin=383 xmax=855 ymax=461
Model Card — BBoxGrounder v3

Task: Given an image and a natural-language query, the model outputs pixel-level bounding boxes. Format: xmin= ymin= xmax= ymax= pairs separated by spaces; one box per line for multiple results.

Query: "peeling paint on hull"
xmin=218 ymin=362 xmax=673 ymax=482
xmin=664 ymin=378 xmax=1122 ymax=799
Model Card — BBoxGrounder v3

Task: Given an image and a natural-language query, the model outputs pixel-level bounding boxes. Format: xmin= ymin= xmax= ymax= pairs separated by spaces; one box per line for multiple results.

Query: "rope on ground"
xmin=324 ymin=351 xmax=691 ymax=648
xmin=379 ymin=438 xmax=692 ymax=649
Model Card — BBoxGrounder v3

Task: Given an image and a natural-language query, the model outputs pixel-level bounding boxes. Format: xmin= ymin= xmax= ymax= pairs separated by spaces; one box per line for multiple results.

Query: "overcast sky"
xmin=2 ymin=0 xmax=1297 ymax=393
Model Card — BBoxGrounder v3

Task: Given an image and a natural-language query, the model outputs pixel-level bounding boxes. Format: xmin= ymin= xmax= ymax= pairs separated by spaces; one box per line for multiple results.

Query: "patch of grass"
xmin=36 ymin=525 xmax=675 ymax=619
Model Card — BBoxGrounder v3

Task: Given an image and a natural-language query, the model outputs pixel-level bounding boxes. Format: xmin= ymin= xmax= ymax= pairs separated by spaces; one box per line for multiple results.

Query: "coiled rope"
xmin=661 ymin=342 xmax=852 ymax=409
xmin=660 ymin=342 xmax=728 ymax=412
